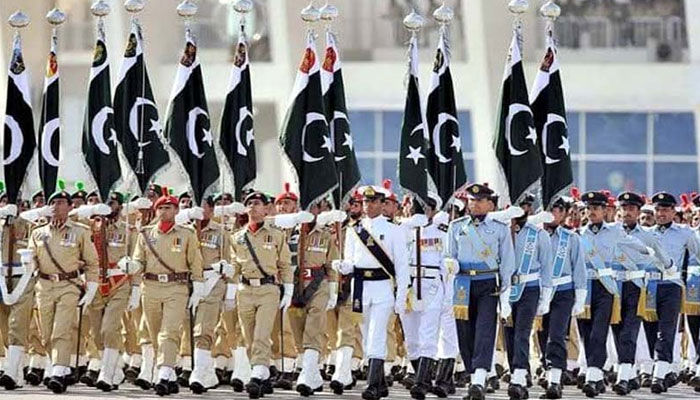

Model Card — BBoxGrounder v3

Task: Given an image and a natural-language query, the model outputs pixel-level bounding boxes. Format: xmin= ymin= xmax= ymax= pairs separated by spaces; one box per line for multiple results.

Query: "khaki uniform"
xmin=230 ymin=222 xmax=292 ymax=367
xmin=0 ymin=218 xmax=34 ymax=348
xmin=88 ymin=220 xmax=133 ymax=351
xmin=132 ymin=223 xmax=203 ymax=368
xmin=288 ymin=224 xmax=338 ymax=352
xmin=28 ymin=220 xmax=99 ymax=367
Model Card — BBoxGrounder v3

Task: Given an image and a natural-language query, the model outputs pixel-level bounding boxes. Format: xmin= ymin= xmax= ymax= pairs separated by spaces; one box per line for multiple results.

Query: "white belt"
xmin=587 ymin=268 xmax=613 ymax=279
xmin=615 ymin=270 xmax=646 ymax=281
xmin=551 ymin=275 xmax=572 ymax=287
xmin=203 ymin=270 xmax=221 ymax=280
xmin=410 ymin=266 xmax=440 ymax=279
xmin=106 ymin=268 xmax=126 ymax=278
xmin=688 ymin=266 xmax=700 ymax=276
xmin=647 ymin=270 xmax=681 ymax=281
xmin=512 ymin=272 xmax=539 ymax=284
xmin=0 ymin=265 xmax=26 ymax=277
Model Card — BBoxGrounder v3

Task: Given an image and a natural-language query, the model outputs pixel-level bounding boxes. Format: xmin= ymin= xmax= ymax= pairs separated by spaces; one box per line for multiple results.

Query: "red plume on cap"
xmin=275 ymin=182 xmax=298 ymax=204
xmin=284 ymin=182 xmax=291 ymax=193
xmin=382 ymin=179 xmax=392 ymax=190
xmin=641 ymin=194 xmax=648 ymax=204
xmin=483 ymin=182 xmax=489 ymax=187
xmin=680 ymin=193 xmax=691 ymax=210
xmin=602 ymin=189 xmax=611 ymax=197
xmin=153 ymin=186 xmax=178 ymax=209
xmin=570 ymin=187 xmax=581 ymax=201
xmin=161 ymin=187 xmax=169 ymax=197
xmin=607 ymin=196 xmax=616 ymax=207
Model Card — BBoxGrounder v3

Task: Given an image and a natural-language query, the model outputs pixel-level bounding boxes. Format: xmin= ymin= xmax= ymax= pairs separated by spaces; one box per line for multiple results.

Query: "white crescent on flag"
xmin=3 ymin=116 xmax=23 ymax=165
xmin=235 ymin=106 xmax=254 ymax=157
xmin=41 ymin=118 xmax=60 ymax=167
xmin=92 ymin=106 xmax=114 ymax=155
xmin=433 ymin=112 xmax=459 ymax=164
xmin=506 ymin=103 xmax=533 ymax=157
xmin=302 ymin=112 xmax=327 ymax=163
xmin=129 ymin=97 xmax=158 ymax=141
xmin=543 ymin=113 xmax=568 ymax=165
xmin=331 ymin=110 xmax=348 ymax=161
xmin=186 ymin=107 xmax=209 ymax=159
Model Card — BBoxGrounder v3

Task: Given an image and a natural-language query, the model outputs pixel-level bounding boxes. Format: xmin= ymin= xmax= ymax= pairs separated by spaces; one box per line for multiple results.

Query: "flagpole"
xmin=124 ymin=0 xmax=146 ymax=182
xmin=43 ymin=8 xmax=65 ymax=196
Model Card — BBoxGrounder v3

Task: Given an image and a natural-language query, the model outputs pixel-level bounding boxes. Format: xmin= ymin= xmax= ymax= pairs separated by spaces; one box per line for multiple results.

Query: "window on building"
xmin=349 ymin=109 xmax=474 ymax=191
xmin=570 ymin=111 xmax=698 ymax=195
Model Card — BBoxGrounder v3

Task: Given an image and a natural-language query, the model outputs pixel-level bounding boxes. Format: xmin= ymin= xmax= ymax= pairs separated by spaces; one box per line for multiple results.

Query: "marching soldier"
xmin=288 ymin=200 xmax=339 ymax=396
xmin=188 ymin=196 xmax=234 ymax=394
xmin=444 ymin=183 xmax=515 ymax=400
xmin=399 ymin=192 xmax=447 ymax=400
xmin=577 ymin=191 xmax=661 ymax=397
xmin=539 ymin=197 xmax=587 ymax=399
xmin=28 ymin=184 xmax=99 ymax=393
xmin=88 ymin=192 xmax=141 ymax=392
xmin=131 ymin=188 xmax=204 ymax=396
xmin=0 ymin=198 xmax=35 ymax=390
xmin=646 ymin=192 xmax=700 ymax=393
xmin=334 ymin=185 xmax=410 ymax=400
xmin=230 ymin=191 xmax=293 ymax=399
xmin=612 ymin=192 xmax=672 ymax=395
xmin=504 ymin=194 xmax=553 ymax=400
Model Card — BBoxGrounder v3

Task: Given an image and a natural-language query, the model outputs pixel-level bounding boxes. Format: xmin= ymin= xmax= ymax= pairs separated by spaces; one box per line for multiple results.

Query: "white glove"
xmin=332 ymin=260 xmax=354 ymax=275
xmin=432 ymin=211 xmax=450 ymax=227
xmin=536 ymin=287 xmax=554 ymax=316
xmin=487 ymin=206 xmax=524 ymax=224
xmin=122 ymin=198 xmax=153 ymax=216
xmin=188 ymin=207 xmax=204 ymax=221
xmin=499 ymin=287 xmax=512 ymax=320
xmin=0 ymin=204 xmax=18 ymax=217
xmin=528 ymin=211 xmax=554 ymax=225
xmin=444 ymin=258 xmax=459 ymax=276
xmin=326 ymin=282 xmax=338 ymax=310
xmin=401 ymin=214 xmax=428 ymax=229
xmin=214 ymin=202 xmax=246 ymax=217
xmin=117 ymin=256 xmax=142 ymax=275
xmin=224 ymin=283 xmax=237 ymax=311
xmin=17 ymin=249 xmax=34 ymax=269
xmin=175 ymin=210 xmax=191 ymax=225
xmin=572 ymin=289 xmax=587 ymax=316
xmin=78 ymin=282 xmax=99 ymax=308
xmin=394 ymin=290 xmax=407 ymax=315
xmin=213 ymin=261 xmax=234 ymax=278
xmin=279 ymin=283 xmax=294 ymax=311
xmin=127 ymin=285 xmax=141 ymax=311
xmin=19 ymin=205 xmax=53 ymax=223
xmin=317 ymin=210 xmax=347 ymax=227
xmin=188 ymin=281 xmax=206 ymax=310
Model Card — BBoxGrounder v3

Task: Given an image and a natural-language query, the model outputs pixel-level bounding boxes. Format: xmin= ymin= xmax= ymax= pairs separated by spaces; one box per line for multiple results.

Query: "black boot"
xmin=362 ymin=358 xmax=384 ymax=400
xmin=507 ymin=383 xmax=528 ymax=400
xmin=135 ymin=375 xmax=152 ymax=390
xmin=689 ymin=374 xmax=700 ymax=389
xmin=0 ymin=374 xmax=20 ymax=390
xmin=245 ymin=378 xmax=262 ymax=399
xmin=582 ymin=381 xmax=599 ymax=398
xmin=154 ymin=379 xmax=170 ymax=396
xmin=26 ymin=368 xmax=44 ymax=386
xmin=628 ymin=376 xmax=640 ymax=390
xmin=432 ymin=358 xmax=455 ymax=398
xmin=612 ymin=380 xmax=629 ymax=395
xmin=47 ymin=375 xmax=67 ymax=394
xmin=231 ymin=377 xmax=245 ymax=392
xmin=80 ymin=369 xmax=99 ymax=387
xmin=561 ymin=370 xmax=575 ymax=386
xmin=274 ymin=372 xmax=293 ymax=390
xmin=541 ymin=383 xmax=562 ymax=399
xmin=650 ymin=378 xmax=667 ymax=394
xmin=262 ymin=378 xmax=274 ymax=394
xmin=168 ymin=380 xmax=180 ymax=394
xmin=125 ymin=366 xmax=140 ymax=382
xmin=640 ymin=373 xmax=652 ymax=388
xmin=467 ymin=382 xmax=486 ymax=400
xmin=402 ymin=359 xmax=420 ymax=390
xmin=664 ymin=371 xmax=679 ymax=388
xmin=454 ymin=370 xmax=469 ymax=388
xmin=486 ymin=374 xmax=500 ymax=393
xmin=410 ymin=357 xmax=433 ymax=400
xmin=177 ymin=369 xmax=191 ymax=387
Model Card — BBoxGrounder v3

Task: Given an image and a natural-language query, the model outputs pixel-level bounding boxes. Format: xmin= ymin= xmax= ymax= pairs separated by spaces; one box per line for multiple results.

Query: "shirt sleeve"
xmin=444 ymin=221 xmax=459 ymax=260
xmin=538 ymin=229 xmax=554 ymax=289
xmin=325 ymin=231 xmax=339 ymax=282
xmin=499 ymin=223 xmax=516 ymax=290
xmin=392 ymin=224 xmax=410 ymax=296
xmin=80 ymin=227 xmax=100 ymax=283
xmin=277 ymin=233 xmax=293 ymax=284
xmin=188 ymin=230 xmax=204 ymax=282
xmin=686 ymin=229 xmax=700 ymax=264
xmin=570 ymin=234 xmax=588 ymax=290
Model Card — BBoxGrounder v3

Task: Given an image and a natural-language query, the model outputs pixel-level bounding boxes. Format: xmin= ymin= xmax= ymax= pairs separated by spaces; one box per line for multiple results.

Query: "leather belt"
xmin=353 ymin=268 xmax=390 ymax=281
xmin=39 ymin=270 xmax=80 ymax=282
xmin=143 ymin=272 xmax=189 ymax=283
xmin=511 ymin=272 xmax=539 ymax=285
xmin=241 ymin=275 xmax=276 ymax=287
xmin=458 ymin=268 xmax=499 ymax=277
xmin=301 ymin=266 xmax=325 ymax=281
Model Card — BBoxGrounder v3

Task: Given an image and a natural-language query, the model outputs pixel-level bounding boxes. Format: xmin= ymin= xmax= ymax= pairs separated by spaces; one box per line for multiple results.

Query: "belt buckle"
xmin=363 ymin=270 xmax=372 ymax=278
xmin=157 ymin=274 xmax=169 ymax=283
xmin=469 ymin=270 xmax=477 ymax=276
xmin=50 ymin=273 xmax=61 ymax=282
xmin=303 ymin=269 xmax=313 ymax=279
xmin=249 ymin=278 xmax=261 ymax=287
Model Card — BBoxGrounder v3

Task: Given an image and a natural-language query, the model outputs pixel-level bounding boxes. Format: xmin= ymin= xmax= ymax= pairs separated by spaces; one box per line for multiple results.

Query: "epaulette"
xmin=487 ymin=217 xmax=508 ymax=226
xmin=438 ymin=224 xmax=448 ymax=232
xmin=67 ymin=220 xmax=91 ymax=230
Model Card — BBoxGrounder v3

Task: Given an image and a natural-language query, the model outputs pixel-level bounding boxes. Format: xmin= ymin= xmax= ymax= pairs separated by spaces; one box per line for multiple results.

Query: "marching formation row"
xmin=0 ymin=180 xmax=700 ymax=400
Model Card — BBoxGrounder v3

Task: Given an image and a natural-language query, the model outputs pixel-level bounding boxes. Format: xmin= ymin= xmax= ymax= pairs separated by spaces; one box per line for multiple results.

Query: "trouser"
xmin=688 ymin=315 xmax=700 ymax=363
xmin=289 ymin=281 xmax=329 ymax=353
xmin=271 ymin=307 xmax=296 ymax=362
xmin=88 ymin=283 xmax=131 ymax=351
xmin=437 ymin=275 xmax=459 ymax=359
xmin=401 ymin=277 xmax=444 ymax=360
xmin=186 ymin=280 xmax=226 ymax=352
xmin=611 ymin=282 xmax=641 ymax=364
xmin=504 ymin=286 xmax=539 ymax=371
xmin=0 ymin=276 xmax=36 ymax=347
xmin=361 ymin=299 xmax=393 ymax=360
xmin=212 ymin=309 xmax=241 ymax=358
xmin=335 ymin=300 xmax=358 ymax=350
xmin=455 ymin=279 xmax=498 ymax=373
xmin=238 ymin=284 xmax=280 ymax=367
xmin=577 ymin=280 xmax=613 ymax=370
xmin=325 ymin=307 xmax=338 ymax=358
xmin=541 ymin=289 xmax=575 ymax=370
xmin=27 ymin=307 xmax=47 ymax=358
xmin=122 ymin=307 xmax=142 ymax=355
xmin=643 ymin=283 xmax=682 ymax=363
xmin=141 ymin=281 xmax=188 ymax=368
xmin=35 ymin=279 xmax=81 ymax=367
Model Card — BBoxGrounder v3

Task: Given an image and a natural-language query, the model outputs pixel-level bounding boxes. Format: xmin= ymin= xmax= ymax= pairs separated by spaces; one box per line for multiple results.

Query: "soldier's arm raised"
xmin=80 ymin=227 xmax=100 ymax=282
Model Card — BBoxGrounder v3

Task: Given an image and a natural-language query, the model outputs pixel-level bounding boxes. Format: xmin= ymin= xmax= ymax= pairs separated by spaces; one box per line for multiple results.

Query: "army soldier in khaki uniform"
xmin=0 ymin=201 xmax=35 ymax=390
xmin=28 ymin=186 xmax=100 ymax=393
xmin=231 ymin=191 xmax=293 ymax=399
xmin=132 ymin=189 xmax=204 ymax=396
xmin=288 ymin=201 xmax=339 ymax=396
xmin=87 ymin=192 xmax=141 ymax=392
xmin=188 ymin=196 xmax=234 ymax=394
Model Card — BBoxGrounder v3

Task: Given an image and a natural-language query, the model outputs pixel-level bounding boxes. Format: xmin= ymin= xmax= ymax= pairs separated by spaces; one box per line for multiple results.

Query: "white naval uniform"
xmin=343 ymin=215 xmax=410 ymax=360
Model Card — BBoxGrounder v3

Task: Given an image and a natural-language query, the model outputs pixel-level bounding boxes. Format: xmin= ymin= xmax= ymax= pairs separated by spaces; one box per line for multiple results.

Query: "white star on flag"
xmin=406 ymin=146 xmax=425 ymax=165
xmin=343 ymin=133 xmax=353 ymax=150
xmin=321 ymin=135 xmax=333 ymax=152
xmin=202 ymin=128 xmax=214 ymax=146
xmin=451 ymin=135 xmax=462 ymax=152
xmin=559 ymin=135 xmax=570 ymax=155
xmin=526 ymin=126 xmax=537 ymax=145
xmin=149 ymin=119 xmax=162 ymax=134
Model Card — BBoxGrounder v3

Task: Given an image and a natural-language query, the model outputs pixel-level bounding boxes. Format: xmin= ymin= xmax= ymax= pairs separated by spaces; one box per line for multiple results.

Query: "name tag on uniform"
xmin=171 ymin=236 xmax=183 ymax=252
